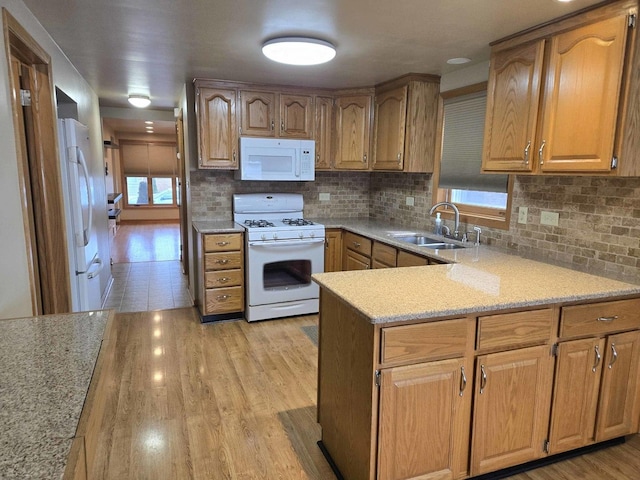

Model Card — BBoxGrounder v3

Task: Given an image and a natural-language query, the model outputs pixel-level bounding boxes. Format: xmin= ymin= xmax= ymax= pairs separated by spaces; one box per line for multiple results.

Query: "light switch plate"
xmin=518 ymin=206 xmax=528 ymax=224
xmin=406 ymin=196 xmax=415 ymax=206
xmin=540 ymin=211 xmax=559 ymax=226
xmin=319 ymin=193 xmax=331 ymax=201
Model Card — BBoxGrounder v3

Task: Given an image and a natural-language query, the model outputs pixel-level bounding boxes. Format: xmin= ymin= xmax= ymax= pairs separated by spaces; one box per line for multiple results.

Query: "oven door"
xmin=246 ymin=238 xmax=324 ymax=306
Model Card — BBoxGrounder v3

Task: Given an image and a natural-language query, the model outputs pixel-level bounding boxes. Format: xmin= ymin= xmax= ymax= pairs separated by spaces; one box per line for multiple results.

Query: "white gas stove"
xmin=233 ymin=193 xmax=325 ymax=322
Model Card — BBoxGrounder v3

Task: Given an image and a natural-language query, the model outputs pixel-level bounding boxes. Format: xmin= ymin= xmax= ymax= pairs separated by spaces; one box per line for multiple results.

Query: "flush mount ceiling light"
xmin=262 ymin=37 xmax=336 ymax=65
xmin=446 ymin=57 xmax=471 ymax=65
xmin=128 ymin=94 xmax=151 ymax=108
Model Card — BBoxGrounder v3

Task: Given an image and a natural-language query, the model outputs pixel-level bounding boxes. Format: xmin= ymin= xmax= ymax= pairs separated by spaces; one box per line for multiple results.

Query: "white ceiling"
xmin=25 ymin=0 xmax=603 ymax=111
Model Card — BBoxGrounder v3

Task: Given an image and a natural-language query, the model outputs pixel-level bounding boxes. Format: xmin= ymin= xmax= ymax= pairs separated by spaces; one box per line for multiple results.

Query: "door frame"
xmin=3 ymin=9 xmax=71 ymax=314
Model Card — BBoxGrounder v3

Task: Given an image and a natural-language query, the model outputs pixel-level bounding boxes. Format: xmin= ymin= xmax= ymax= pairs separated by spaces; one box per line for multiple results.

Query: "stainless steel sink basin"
xmin=389 ymin=233 xmax=465 ymax=250
xmin=420 ymin=243 xmax=464 ymax=250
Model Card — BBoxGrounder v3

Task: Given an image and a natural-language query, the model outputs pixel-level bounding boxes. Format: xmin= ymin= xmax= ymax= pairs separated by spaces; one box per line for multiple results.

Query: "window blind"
xmin=439 ymin=91 xmax=508 ymax=193
xmin=121 ymin=143 xmax=177 ymax=176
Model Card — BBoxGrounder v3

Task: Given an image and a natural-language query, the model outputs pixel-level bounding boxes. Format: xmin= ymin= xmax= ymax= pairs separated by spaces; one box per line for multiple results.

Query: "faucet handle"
xmin=473 ymin=226 xmax=482 ymax=245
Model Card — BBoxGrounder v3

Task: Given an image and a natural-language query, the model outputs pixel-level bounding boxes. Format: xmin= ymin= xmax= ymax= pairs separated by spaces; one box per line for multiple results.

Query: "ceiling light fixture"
xmin=128 ymin=94 xmax=151 ymax=108
xmin=446 ymin=57 xmax=471 ymax=65
xmin=145 ymin=121 xmax=154 ymax=125
xmin=262 ymin=37 xmax=336 ymax=65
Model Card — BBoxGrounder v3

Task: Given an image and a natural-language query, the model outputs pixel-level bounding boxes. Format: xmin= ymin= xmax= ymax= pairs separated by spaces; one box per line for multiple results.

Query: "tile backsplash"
xmin=190 ymin=169 xmax=640 ymax=277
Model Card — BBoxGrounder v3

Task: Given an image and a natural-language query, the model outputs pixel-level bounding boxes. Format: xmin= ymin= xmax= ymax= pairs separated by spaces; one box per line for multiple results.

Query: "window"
xmin=433 ymin=82 xmax=512 ymax=229
xmin=121 ymin=142 xmax=178 ymax=207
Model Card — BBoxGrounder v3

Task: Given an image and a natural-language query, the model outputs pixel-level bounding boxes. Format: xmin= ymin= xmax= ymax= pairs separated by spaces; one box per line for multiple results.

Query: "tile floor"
xmin=103 ymin=260 xmax=193 ymax=312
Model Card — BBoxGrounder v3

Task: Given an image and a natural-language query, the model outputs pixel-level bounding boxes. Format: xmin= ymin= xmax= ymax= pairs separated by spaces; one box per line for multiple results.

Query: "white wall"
xmin=0 ymin=0 xmax=110 ymax=318
xmin=440 ymin=61 xmax=490 ymax=92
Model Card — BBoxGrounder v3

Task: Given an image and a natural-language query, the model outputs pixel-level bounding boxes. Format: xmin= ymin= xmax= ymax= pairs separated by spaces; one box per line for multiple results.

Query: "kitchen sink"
xmin=419 ymin=243 xmax=464 ymax=250
xmin=389 ymin=233 xmax=465 ymax=250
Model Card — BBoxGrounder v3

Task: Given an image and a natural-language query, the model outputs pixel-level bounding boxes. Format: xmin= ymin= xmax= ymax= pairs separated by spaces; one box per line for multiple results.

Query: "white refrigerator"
xmin=58 ymin=118 xmax=104 ymax=311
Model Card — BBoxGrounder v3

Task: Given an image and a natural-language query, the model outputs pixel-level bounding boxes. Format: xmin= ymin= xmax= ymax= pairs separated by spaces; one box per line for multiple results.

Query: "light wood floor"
xmin=90 ymin=308 xmax=640 ymax=479
xmin=111 ymin=222 xmax=180 ymax=263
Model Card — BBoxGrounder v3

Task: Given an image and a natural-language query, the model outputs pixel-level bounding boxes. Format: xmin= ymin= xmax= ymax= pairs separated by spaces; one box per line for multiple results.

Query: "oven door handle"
xmin=248 ymin=239 xmax=325 ymax=247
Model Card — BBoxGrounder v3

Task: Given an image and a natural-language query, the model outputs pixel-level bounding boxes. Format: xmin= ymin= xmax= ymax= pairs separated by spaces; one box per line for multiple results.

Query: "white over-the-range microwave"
xmin=236 ymin=137 xmax=315 ymax=181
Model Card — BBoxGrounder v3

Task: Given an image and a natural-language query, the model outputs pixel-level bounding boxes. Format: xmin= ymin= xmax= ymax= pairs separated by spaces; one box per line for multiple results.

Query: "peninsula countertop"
xmin=0 ymin=309 xmax=112 ymax=479
xmin=311 ymin=218 xmax=640 ymax=324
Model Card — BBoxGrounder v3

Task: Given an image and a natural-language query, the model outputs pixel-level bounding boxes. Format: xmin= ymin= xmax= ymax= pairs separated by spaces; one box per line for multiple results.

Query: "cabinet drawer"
xmin=205 ymin=286 xmax=243 ymax=313
xmin=397 ymin=250 xmax=429 ymax=267
xmin=204 ymin=233 xmax=242 ymax=252
xmin=344 ymin=232 xmax=372 ymax=257
xmin=560 ymin=298 xmax=640 ymax=339
xmin=205 ymin=269 xmax=243 ymax=288
xmin=381 ymin=318 xmax=471 ymax=364
xmin=372 ymin=242 xmax=397 ymax=267
xmin=204 ymin=251 xmax=243 ymax=271
xmin=478 ymin=309 xmax=554 ymax=350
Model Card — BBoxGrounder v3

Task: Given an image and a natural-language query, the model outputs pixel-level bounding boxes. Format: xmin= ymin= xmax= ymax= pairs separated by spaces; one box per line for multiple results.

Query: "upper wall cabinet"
xmin=372 ymin=75 xmax=440 ymax=173
xmin=195 ymin=86 xmax=238 ymax=169
xmin=240 ymin=90 xmax=314 ymax=139
xmin=482 ymin=0 xmax=638 ymax=176
xmin=314 ymin=96 xmax=334 ymax=170
xmin=334 ymin=93 xmax=373 ymax=170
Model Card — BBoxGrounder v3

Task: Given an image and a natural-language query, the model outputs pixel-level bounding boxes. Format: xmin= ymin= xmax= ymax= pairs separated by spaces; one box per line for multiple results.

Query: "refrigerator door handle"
xmin=75 ymin=146 xmax=93 ymax=246
xmin=86 ymin=256 xmax=103 ymax=279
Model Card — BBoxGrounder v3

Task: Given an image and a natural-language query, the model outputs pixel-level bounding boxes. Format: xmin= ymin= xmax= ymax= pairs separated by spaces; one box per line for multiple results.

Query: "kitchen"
xmin=2 ymin=0 xmax=640 ymax=478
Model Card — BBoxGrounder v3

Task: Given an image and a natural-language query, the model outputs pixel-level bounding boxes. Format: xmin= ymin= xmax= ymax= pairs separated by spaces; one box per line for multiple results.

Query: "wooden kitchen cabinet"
xmin=334 ymin=94 xmax=373 ymax=170
xmin=549 ymin=298 xmax=640 ymax=455
xmin=343 ymin=231 xmax=372 ymax=270
xmin=240 ymin=90 xmax=277 ymax=137
xmin=483 ymin=3 xmax=635 ymax=175
xmin=324 ymin=229 xmax=342 ymax=272
xmin=314 ymin=96 xmax=334 ymax=170
xmin=373 ymin=75 xmax=440 ymax=172
xmin=372 ymin=241 xmax=397 ymax=268
xmin=195 ymin=231 xmax=244 ymax=320
xmin=240 ymin=90 xmax=314 ymax=138
xmin=470 ymin=345 xmax=554 ymax=476
xmin=195 ymin=86 xmax=238 ymax=169
xmin=377 ymin=358 xmax=472 ymax=480
xmin=279 ymin=93 xmax=313 ymax=138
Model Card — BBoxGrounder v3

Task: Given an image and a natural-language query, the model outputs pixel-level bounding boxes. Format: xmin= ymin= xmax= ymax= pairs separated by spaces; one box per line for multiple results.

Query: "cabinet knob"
xmin=271 ymin=120 xmax=275 ymax=130
xmin=363 ymin=153 xmax=367 ymax=162
xmin=216 ymin=259 xmax=229 ymax=265
xmin=353 ymin=242 xmax=361 ymax=248
xmin=397 ymin=153 xmax=402 ymax=163
xmin=216 ymin=294 xmax=230 ymax=301
xmin=281 ymin=121 xmax=285 ymax=131
xmin=218 ymin=277 xmax=230 ymax=283
xmin=216 ymin=241 xmax=230 ymax=246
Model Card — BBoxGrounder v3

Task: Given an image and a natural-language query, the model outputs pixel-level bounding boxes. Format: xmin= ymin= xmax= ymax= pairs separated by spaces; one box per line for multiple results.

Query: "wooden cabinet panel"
xmin=344 ymin=249 xmax=370 ymax=271
xmin=471 ymin=345 xmax=553 ymax=475
xmin=373 ymin=86 xmax=407 ymax=171
xmin=204 ymin=251 xmax=243 ymax=271
xmin=378 ymin=358 xmax=472 ymax=480
xmin=324 ymin=229 xmax=342 ymax=273
xmin=482 ymin=40 xmax=544 ymax=173
xmin=204 ymin=269 xmax=243 ymax=289
xmin=240 ymin=90 xmax=276 ymax=137
xmin=477 ymin=308 xmax=554 ymax=351
xmin=548 ymin=337 xmax=604 ymax=454
xmin=381 ymin=318 xmax=472 ymax=365
xmin=560 ymin=298 xmax=640 ymax=339
xmin=279 ymin=93 xmax=313 ymax=138
xmin=334 ymin=95 xmax=372 ymax=170
xmin=203 ymin=233 xmax=243 ymax=252
xmin=596 ymin=330 xmax=640 ymax=441
xmin=397 ymin=250 xmax=429 ymax=267
xmin=196 ymin=87 xmax=238 ymax=169
xmin=205 ymin=286 xmax=243 ymax=313
xmin=343 ymin=231 xmax=372 ymax=257
xmin=315 ymin=96 xmax=334 ymax=170
xmin=372 ymin=241 xmax=397 ymax=268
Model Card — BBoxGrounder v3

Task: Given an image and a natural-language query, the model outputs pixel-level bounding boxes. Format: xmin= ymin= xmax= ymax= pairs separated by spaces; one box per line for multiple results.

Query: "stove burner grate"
xmin=244 ymin=219 xmax=275 ymax=228
xmin=282 ymin=218 xmax=314 ymax=226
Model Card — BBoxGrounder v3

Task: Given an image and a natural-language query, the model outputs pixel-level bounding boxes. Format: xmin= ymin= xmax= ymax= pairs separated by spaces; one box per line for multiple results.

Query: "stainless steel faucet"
xmin=429 ymin=202 xmax=460 ymax=239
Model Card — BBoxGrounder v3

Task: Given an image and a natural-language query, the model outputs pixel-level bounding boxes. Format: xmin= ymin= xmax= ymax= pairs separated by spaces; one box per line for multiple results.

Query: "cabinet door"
xmin=539 ymin=14 xmax=629 ymax=173
xmin=280 ymin=93 xmax=313 ymax=138
xmin=196 ymin=87 xmax=238 ymax=169
xmin=324 ymin=229 xmax=342 ymax=273
xmin=334 ymin=95 xmax=372 ymax=170
xmin=240 ymin=90 xmax=276 ymax=137
xmin=378 ymin=358 xmax=472 ymax=480
xmin=482 ymin=40 xmax=544 ymax=173
xmin=373 ymin=86 xmax=407 ymax=171
xmin=548 ymin=338 xmax=604 ymax=454
xmin=596 ymin=330 xmax=640 ymax=441
xmin=343 ymin=249 xmax=370 ymax=271
xmin=471 ymin=345 xmax=553 ymax=476
xmin=315 ymin=96 xmax=334 ymax=170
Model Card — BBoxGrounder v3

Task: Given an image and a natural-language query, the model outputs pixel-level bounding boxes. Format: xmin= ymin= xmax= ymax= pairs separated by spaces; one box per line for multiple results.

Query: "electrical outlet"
xmin=406 ymin=196 xmax=415 ymax=206
xmin=540 ymin=211 xmax=559 ymax=226
xmin=319 ymin=192 xmax=331 ymax=201
xmin=518 ymin=206 xmax=528 ymax=224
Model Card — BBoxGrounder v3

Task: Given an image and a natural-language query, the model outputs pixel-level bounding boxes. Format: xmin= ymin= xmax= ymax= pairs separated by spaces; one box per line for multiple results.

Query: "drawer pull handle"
xmin=216 ymin=241 xmax=230 ymax=246
xmin=215 ymin=259 xmax=230 ymax=265
xmin=538 ymin=140 xmax=546 ymax=165
xmin=218 ymin=277 xmax=230 ymax=283
xmin=480 ymin=364 xmax=487 ymax=394
xmin=523 ymin=140 xmax=531 ymax=165
xmin=459 ymin=366 xmax=467 ymax=397
xmin=353 ymin=242 xmax=361 ymax=248
xmin=597 ymin=315 xmax=618 ymax=322
xmin=216 ymin=295 xmax=230 ymax=301
xmin=608 ymin=343 xmax=618 ymax=369
xmin=592 ymin=345 xmax=601 ymax=372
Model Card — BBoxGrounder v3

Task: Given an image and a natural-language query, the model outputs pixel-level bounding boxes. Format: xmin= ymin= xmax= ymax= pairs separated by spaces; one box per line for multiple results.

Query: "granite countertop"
xmin=192 ymin=220 xmax=245 ymax=234
xmin=0 ymin=310 xmax=112 ymax=479
xmin=310 ymin=218 xmax=640 ymax=324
